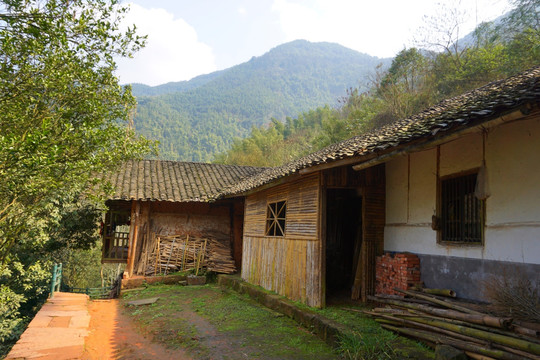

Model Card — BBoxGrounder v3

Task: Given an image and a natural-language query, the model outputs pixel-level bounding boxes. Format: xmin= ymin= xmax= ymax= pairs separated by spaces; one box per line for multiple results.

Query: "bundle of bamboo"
xmin=356 ymin=289 xmax=540 ymax=359
xmin=138 ymin=233 xmax=236 ymax=276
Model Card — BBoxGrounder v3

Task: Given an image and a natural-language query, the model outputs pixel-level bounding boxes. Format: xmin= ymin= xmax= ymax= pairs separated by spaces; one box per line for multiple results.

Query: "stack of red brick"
xmin=375 ymin=252 xmax=422 ymax=296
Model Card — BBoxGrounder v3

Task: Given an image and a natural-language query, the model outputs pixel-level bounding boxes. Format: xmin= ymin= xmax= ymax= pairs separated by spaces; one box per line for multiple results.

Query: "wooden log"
xmin=375 ymin=315 xmax=540 ymax=359
xmin=513 ymin=324 xmax=540 ymax=338
xmin=402 ymin=310 xmax=540 ymax=345
xmin=181 ymin=235 xmax=189 ymax=271
xmin=404 ymin=316 xmax=540 ymax=356
xmin=369 ymin=294 xmax=436 ymax=306
xmin=421 ymin=288 xmax=457 ymax=298
xmin=373 ymin=296 xmax=512 ymax=329
xmin=465 ymin=352 xmax=497 ymax=360
xmin=373 ymin=315 xmax=489 ymax=346
xmin=154 ymin=236 xmax=160 ymax=276
xmin=492 ymin=343 xmax=540 ymax=360
xmin=381 ymin=324 xmax=526 ymax=360
xmin=393 ymin=289 xmax=484 ymax=315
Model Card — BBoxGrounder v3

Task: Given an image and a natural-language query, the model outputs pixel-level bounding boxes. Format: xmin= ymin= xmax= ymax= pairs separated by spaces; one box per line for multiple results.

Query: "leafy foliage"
xmin=0 ymin=0 xmax=154 ymax=354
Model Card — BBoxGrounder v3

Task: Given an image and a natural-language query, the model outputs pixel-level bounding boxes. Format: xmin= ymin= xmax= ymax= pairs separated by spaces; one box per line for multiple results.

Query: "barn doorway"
xmin=325 ymin=188 xmax=362 ymax=303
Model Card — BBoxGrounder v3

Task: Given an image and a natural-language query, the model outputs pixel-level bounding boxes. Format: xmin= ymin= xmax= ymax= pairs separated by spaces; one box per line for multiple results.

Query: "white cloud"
xmin=238 ymin=6 xmax=247 ymax=16
xmin=115 ymin=3 xmax=217 ymax=86
xmin=271 ymin=0 xmax=511 ymax=58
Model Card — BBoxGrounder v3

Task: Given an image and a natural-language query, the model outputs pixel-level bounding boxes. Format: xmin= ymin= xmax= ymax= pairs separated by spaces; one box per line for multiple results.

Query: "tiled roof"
xmin=105 ymin=160 xmax=265 ymax=202
xmin=222 ymin=66 xmax=540 ymax=196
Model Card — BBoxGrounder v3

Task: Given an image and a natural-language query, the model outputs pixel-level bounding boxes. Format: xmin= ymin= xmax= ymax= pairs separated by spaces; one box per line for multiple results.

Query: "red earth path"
xmin=82 ymin=299 xmax=191 ymax=360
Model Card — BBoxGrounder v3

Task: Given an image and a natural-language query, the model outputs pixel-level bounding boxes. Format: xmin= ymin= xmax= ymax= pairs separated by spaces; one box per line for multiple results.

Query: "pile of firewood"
xmin=359 ymin=289 xmax=540 ymax=359
xmin=205 ymin=239 xmax=236 ymax=274
xmin=138 ymin=233 xmax=236 ymax=276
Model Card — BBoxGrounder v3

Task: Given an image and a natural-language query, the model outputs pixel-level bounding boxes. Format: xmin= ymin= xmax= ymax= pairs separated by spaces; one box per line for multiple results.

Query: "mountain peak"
xmin=132 ymin=41 xmax=391 ymax=162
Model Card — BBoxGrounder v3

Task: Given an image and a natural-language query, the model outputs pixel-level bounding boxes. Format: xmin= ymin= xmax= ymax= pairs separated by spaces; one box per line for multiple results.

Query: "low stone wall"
xmin=375 ymin=252 xmax=422 ymax=296
xmin=121 ymin=274 xmax=187 ymax=289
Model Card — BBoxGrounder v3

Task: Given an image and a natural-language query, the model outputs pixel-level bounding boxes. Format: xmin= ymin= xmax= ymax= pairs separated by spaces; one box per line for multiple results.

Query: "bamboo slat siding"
xmin=244 ymin=174 xmax=320 ymax=240
xmin=242 ymin=236 xmax=321 ymax=307
xmin=323 ymin=165 xmax=365 ymax=187
xmin=360 ymin=165 xmax=386 ymax=301
xmin=242 ymin=173 xmax=322 ymax=307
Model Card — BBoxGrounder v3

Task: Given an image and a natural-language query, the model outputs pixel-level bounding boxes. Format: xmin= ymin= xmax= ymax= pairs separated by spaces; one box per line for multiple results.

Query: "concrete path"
xmin=6 ymin=292 xmax=90 ymax=360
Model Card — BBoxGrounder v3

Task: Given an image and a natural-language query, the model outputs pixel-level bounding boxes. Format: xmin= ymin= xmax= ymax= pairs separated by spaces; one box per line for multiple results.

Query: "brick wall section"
xmin=375 ymin=252 xmax=422 ymax=296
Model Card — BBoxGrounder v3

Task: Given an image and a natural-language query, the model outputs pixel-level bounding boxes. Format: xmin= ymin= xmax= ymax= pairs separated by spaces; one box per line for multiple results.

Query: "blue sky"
xmin=115 ymin=0 xmax=512 ymax=86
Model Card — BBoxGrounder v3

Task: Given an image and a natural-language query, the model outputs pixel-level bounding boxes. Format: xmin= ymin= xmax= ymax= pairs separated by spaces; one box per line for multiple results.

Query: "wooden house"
xmin=220 ymin=66 xmax=540 ymax=307
xmin=101 ymin=160 xmax=263 ymax=278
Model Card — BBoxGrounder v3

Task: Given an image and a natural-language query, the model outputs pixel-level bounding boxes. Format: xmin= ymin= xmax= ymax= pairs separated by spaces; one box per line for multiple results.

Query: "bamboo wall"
xmin=242 ymin=173 xmax=323 ymax=307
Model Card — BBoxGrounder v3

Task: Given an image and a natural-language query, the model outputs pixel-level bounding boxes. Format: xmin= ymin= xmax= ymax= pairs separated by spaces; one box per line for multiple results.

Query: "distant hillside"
xmin=131 ymin=70 xmax=226 ymax=97
xmin=133 ymin=40 xmax=390 ymax=161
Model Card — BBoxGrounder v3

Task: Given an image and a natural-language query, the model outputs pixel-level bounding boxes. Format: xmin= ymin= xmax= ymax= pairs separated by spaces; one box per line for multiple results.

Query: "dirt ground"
xmin=83 ymin=285 xmax=338 ymax=360
xmin=82 ymin=299 xmax=192 ymax=360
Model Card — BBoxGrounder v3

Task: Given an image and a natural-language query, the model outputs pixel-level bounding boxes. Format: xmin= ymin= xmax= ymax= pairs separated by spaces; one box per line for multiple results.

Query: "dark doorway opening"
xmin=325 ymin=188 xmax=362 ymax=303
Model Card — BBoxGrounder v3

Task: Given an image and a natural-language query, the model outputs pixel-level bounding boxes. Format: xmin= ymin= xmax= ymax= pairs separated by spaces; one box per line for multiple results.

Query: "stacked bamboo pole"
xmin=360 ymin=289 xmax=540 ymax=360
xmin=139 ymin=233 xmax=236 ymax=276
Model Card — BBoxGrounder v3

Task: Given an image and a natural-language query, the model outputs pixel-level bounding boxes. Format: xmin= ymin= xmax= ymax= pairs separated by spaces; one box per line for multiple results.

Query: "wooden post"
xmin=318 ymin=171 xmax=326 ymax=308
xmin=126 ymin=201 xmax=141 ymax=278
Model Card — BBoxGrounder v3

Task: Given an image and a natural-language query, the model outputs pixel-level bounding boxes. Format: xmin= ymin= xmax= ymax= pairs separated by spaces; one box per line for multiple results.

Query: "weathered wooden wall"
xmin=122 ymin=199 xmax=243 ymax=276
xmin=242 ymin=173 xmax=322 ymax=307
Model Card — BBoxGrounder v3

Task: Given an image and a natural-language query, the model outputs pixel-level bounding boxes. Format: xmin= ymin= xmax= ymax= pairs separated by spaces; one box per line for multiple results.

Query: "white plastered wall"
xmin=384 ymin=114 xmax=540 ymax=264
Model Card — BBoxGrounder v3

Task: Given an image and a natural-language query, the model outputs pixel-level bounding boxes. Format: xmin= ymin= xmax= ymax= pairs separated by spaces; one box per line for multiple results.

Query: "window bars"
xmin=440 ymin=173 xmax=483 ymax=244
xmin=266 ymin=201 xmax=287 ymax=237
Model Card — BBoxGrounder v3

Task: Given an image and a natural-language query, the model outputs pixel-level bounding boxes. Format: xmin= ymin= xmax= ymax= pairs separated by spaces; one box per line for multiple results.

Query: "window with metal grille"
xmin=440 ymin=172 xmax=483 ymax=244
xmin=266 ymin=201 xmax=286 ymax=237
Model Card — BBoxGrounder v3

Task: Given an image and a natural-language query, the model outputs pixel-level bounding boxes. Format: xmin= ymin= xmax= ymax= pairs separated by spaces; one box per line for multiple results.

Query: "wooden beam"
xmin=318 ymin=173 xmax=326 ymax=308
xmin=299 ymin=155 xmax=375 ymax=175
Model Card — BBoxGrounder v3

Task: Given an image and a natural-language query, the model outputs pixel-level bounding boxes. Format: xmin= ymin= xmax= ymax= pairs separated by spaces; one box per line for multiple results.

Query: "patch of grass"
xmin=337 ymin=330 xmax=397 ymax=360
xmin=122 ymin=284 xmax=337 ymax=359
xmin=193 ymin=290 xmax=335 ymax=358
xmin=312 ymin=306 xmax=434 ymax=359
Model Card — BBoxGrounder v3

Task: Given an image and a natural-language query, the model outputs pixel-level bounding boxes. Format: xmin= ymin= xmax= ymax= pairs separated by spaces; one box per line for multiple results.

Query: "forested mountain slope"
xmin=132 ymin=40 xmax=390 ymax=161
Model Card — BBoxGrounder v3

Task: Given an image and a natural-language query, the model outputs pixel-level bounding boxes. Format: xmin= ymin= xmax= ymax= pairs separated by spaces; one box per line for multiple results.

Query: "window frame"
xmin=437 ymin=168 xmax=485 ymax=246
xmin=265 ymin=200 xmax=287 ymax=237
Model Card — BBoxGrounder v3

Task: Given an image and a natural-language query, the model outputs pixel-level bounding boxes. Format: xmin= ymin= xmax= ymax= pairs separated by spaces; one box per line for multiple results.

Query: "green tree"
xmin=341 ymin=88 xmax=387 ymax=134
xmin=0 ymin=0 xmax=154 ymax=354
xmin=0 ymin=0 xmax=153 ymax=260
xmin=377 ymin=48 xmax=433 ymax=121
xmin=499 ymin=0 xmax=540 ymax=74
